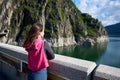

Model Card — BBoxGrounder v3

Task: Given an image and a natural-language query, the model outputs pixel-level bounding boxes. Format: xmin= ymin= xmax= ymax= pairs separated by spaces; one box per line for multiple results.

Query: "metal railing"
xmin=0 ymin=52 xmax=27 ymax=73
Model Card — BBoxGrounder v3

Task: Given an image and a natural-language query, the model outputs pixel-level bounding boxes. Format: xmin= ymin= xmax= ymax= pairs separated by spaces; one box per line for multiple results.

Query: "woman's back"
xmin=25 ymin=38 xmax=49 ymax=71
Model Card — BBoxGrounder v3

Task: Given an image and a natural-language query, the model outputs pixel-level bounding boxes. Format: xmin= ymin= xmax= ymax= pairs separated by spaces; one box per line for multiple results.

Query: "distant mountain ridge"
xmin=105 ymin=23 xmax=120 ymax=36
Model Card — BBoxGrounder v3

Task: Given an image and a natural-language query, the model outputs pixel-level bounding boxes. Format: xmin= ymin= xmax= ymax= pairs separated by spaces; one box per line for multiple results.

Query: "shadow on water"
xmin=53 ymin=42 xmax=108 ymax=62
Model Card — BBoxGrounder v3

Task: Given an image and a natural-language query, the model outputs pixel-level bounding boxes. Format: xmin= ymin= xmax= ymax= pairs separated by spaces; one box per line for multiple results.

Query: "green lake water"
xmin=53 ymin=37 xmax=120 ymax=68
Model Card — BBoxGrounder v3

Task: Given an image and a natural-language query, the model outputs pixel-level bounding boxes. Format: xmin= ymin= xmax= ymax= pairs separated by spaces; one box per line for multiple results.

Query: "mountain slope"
xmin=105 ymin=23 xmax=120 ymax=36
xmin=0 ymin=0 xmax=108 ymax=47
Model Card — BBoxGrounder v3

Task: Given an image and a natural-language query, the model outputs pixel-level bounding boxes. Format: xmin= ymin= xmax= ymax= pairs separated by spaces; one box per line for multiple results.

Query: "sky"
xmin=72 ymin=0 xmax=120 ymax=26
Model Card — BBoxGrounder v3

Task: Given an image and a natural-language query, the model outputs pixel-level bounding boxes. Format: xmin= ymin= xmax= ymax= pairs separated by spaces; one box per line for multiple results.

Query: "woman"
xmin=23 ymin=22 xmax=55 ymax=80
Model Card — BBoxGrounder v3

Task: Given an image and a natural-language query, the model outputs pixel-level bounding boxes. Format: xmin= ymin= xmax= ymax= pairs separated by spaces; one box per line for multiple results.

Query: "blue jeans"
xmin=28 ymin=68 xmax=47 ymax=80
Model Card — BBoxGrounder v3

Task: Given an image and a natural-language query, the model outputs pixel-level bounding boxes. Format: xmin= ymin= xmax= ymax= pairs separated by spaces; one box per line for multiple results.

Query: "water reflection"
xmin=96 ymin=37 xmax=120 ymax=68
xmin=53 ymin=37 xmax=120 ymax=68
xmin=53 ymin=42 xmax=107 ymax=62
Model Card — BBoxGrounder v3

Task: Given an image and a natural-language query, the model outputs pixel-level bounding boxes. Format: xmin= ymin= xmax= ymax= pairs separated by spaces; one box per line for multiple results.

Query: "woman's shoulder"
xmin=34 ymin=38 xmax=44 ymax=45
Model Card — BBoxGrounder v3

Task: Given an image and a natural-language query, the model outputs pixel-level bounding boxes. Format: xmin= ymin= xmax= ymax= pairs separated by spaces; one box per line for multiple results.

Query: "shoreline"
xmin=47 ymin=35 xmax=109 ymax=47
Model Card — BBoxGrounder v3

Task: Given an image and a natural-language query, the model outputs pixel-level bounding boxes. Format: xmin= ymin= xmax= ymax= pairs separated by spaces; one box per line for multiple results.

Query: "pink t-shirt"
xmin=25 ymin=38 xmax=49 ymax=71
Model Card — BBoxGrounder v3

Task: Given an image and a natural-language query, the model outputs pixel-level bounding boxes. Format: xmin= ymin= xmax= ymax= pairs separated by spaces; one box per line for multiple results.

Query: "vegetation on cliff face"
xmin=82 ymin=13 xmax=107 ymax=37
xmin=0 ymin=0 xmax=108 ymax=47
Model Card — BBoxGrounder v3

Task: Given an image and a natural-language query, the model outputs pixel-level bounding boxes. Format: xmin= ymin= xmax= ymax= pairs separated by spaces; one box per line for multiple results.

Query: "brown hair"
xmin=23 ymin=22 xmax=43 ymax=47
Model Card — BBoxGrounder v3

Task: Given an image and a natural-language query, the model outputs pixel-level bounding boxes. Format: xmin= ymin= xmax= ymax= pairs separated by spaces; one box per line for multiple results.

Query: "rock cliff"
xmin=0 ymin=0 xmax=108 ymax=47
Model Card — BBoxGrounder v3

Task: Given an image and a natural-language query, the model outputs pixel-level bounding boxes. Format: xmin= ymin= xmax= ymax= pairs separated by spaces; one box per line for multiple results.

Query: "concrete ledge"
xmin=0 ymin=43 xmax=27 ymax=63
xmin=0 ymin=43 xmax=97 ymax=80
xmin=93 ymin=64 xmax=120 ymax=80
xmin=48 ymin=55 xmax=96 ymax=80
xmin=1 ymin=43 xmax=120 ymax=80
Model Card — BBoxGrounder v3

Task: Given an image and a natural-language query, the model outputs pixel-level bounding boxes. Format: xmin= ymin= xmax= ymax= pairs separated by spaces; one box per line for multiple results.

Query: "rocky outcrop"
xmin=0 ymin=0 xmax=18 ymax=44
xmin=0 ymin=0 xmax=108 ymax=47
xmin=46 ymin=37 xmax=76 ymax=47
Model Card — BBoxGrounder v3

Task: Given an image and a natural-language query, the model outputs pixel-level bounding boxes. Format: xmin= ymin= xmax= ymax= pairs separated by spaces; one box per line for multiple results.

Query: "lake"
xmin=53 ymin=37 xmax=120 ymax=68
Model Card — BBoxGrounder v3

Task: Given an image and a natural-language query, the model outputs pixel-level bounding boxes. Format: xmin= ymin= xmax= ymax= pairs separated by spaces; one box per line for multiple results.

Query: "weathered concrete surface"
xmin=93 ymin=64 xmax=120 ymax=80
xmin=0 ymin=43 xmax=97 ymax=80
xmin=1 ymin=43 xmax=120 ymax=80
xmin=48 ymin=54 xmax=97 ymax=80
xmin=0 ymin=43 xmax=27 ymax=63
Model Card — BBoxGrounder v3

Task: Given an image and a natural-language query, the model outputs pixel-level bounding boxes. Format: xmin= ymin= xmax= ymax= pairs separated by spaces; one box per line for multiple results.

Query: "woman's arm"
xmin=44 ymin=41 xmax=55 ymax=60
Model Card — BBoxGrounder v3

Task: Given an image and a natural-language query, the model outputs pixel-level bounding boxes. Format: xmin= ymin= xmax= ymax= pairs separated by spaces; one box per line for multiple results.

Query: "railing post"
xmin=20 ymin=60 xmax=23 ymax=72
